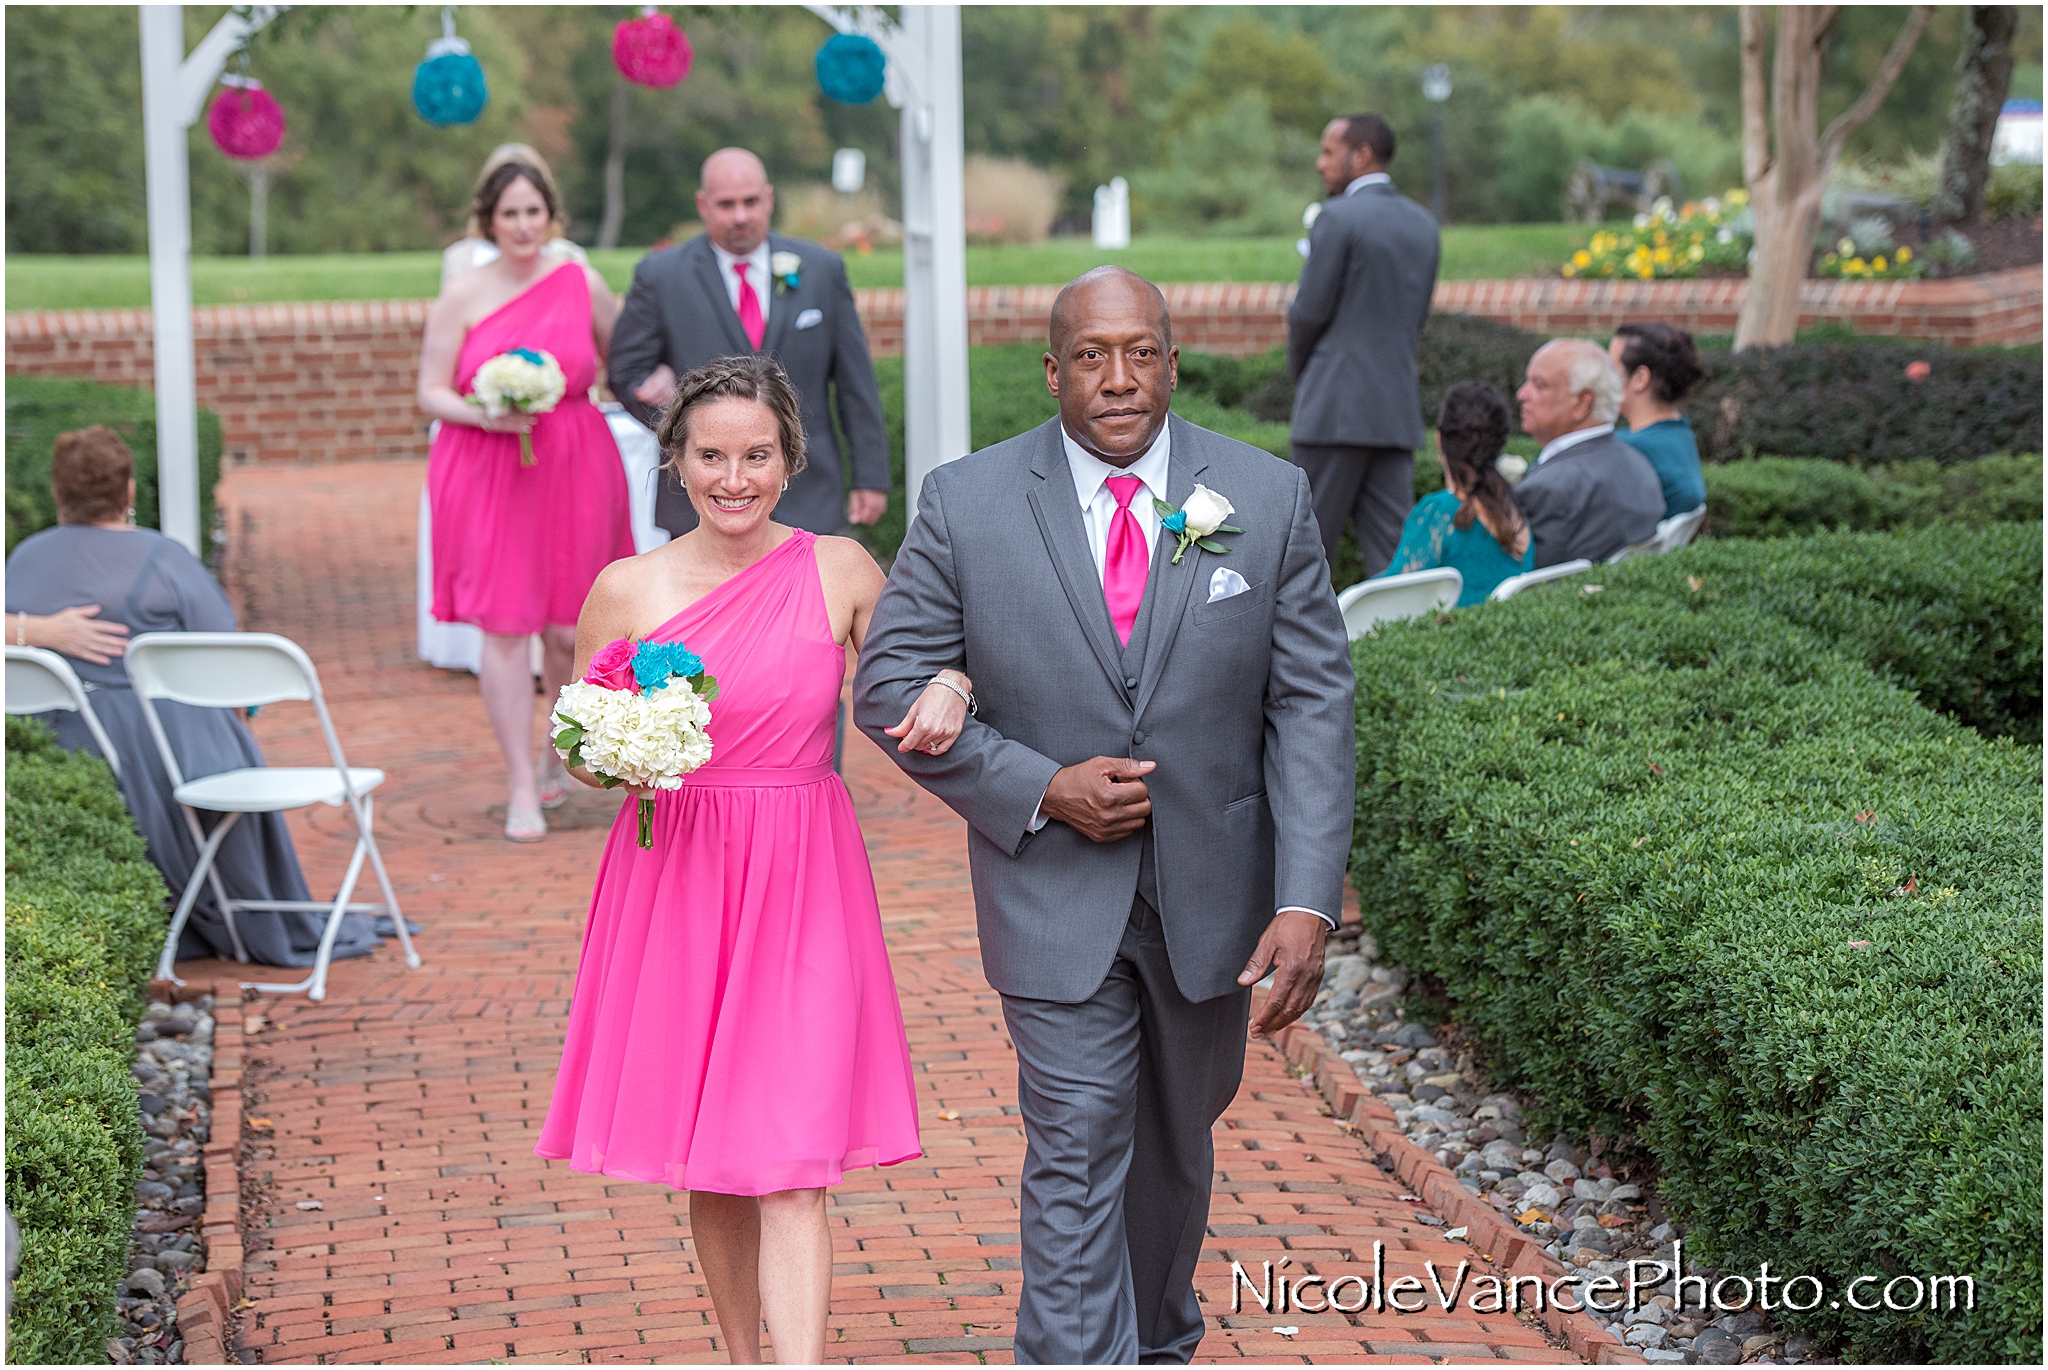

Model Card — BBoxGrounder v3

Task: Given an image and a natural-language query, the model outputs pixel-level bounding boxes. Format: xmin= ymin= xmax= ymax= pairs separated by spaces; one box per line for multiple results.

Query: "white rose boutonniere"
xmin=1151 ymin=483 xmax=1243 ymax=564
xmin=769 ymin=251 xmax=802 ymax=293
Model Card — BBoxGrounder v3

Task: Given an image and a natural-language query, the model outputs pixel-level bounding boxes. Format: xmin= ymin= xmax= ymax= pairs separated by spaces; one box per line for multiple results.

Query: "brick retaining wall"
xmin=7 ymin=267 xmax=2036 ymax=465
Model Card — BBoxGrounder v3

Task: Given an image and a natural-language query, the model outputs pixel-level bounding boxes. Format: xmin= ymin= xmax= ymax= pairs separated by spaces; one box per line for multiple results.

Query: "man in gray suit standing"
xmin=609 ymin=148 xmax=890 ymax=538
xmin=1512 ymin=339 xmax=1665 ymax=566
xmin=1287 ymin=113 xmax=1441 ymax=578
xmin=854 ymin=267 xmax=1355 ymax=1364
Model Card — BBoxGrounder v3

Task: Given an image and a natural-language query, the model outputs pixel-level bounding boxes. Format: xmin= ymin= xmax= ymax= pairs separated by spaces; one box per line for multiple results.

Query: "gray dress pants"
xmin=1291 ymin=442 xmax=1415 ymax=579
xmin=999 ymin=895 xmax=1250 ymax=1364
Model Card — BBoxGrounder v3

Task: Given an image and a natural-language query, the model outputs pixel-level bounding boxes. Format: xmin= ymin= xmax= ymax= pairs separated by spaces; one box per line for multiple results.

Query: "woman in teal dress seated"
xmin=1609 ymin=321 xmax=1708 ymax=519
xmin=1374 ymin=382 xmax=1532 ymax=606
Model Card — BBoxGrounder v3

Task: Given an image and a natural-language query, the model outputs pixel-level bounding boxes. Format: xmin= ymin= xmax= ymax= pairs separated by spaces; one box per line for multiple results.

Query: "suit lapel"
xmin=759 ymin=235 xmax=798 ymax=358
xmin=1131 ymin=415 xmax=1210 ymax=725
xmin=687 ymin=239 xmax=753 ymax=354
xmin=1025 ymin=422 xmax=1132 ymax=705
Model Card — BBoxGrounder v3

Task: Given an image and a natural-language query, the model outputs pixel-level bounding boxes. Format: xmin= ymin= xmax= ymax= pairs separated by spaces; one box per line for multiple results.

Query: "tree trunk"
xmin=597 ymin=79 xmax=630 ymax=250
xmin=248 ymin=163 xmax=270 ymax=259
xmin=1935 ymin=6 xmax=2018 ymax=225
xmin=1736 ymin=5 xmax=1933 ymax=350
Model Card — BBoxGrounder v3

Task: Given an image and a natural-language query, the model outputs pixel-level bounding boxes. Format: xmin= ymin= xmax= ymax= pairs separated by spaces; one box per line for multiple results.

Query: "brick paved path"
xmin=189 ymin=460 xmax=1582 ymax=1365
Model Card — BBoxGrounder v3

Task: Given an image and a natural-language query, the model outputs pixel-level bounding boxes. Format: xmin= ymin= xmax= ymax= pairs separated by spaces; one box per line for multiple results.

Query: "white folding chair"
xmin=1489 ymin=559 xmax=1595 ymax=602
xmin=1335 ymin=568 xmax=1463 ymax=641
xmin=5 ymin=645 xmax=122 ymax=778
xmin=1656 ymin=504 xmax=1707 ymax=552
xmin=124 ymin=631 xmax=419 ymax=1001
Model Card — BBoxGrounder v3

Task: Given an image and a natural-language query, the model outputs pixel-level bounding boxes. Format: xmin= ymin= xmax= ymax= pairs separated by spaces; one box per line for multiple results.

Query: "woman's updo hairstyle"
xmin=472 ymin=159 xmax=561 ymax=244
xmin=1612 ymin=321 xmax=1705 ymax=404
xmin=50 ymin=425 xmax=136 ymax=526
xmin=1435 ymin=382 xmax=1522 ymax=538
xmin=657 ymin=354 xmax=809 ymax=482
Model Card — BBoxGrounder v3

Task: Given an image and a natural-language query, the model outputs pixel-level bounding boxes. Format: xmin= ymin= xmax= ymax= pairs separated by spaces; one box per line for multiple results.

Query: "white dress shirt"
xmin=1344 ymin=171 xmax=1393 ymax=196
xmin=709 ymin=239 xmax=773 ymax=324
xmin=1062 ymin=422 xmax=1170 ymax=574
xmin=1033 ymin=422 xmax=1336 ymax=931
xmin=1536 ymin=422 xmax=1616 ymax=467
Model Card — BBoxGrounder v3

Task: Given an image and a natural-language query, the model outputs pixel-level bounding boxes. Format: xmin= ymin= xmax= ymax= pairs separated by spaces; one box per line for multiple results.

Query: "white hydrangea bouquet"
xmin=552 ymin=638 xmax=718 ymax=848
xmin=468 ymin=346 xmax=566 ymax=466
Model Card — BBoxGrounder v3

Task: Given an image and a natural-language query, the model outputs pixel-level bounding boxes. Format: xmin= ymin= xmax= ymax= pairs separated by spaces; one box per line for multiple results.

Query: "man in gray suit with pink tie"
xmin=856 ymin=268 xmax=1356 ymax=1363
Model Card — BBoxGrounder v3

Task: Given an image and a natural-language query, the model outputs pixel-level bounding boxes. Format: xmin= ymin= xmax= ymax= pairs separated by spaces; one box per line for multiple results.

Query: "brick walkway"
xmin=188 ymin=459 xmax=1586 ymax=1365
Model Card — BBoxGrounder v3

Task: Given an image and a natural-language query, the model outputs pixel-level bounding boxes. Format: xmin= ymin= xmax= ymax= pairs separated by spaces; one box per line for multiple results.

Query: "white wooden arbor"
xmin=804 ymin=4 xmax=971 ymax=518
xmin=140 ymin=5 xmax=284 ymax=554
xmin=141 ymin=4 xmax=971 ymax=549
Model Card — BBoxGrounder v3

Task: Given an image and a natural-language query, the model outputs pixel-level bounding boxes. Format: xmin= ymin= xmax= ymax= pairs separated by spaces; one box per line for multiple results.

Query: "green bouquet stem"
xmin=637 ymin=796 xmax=655 ymax=848
xmin=519 ymin=429 xmax=535 ymax=467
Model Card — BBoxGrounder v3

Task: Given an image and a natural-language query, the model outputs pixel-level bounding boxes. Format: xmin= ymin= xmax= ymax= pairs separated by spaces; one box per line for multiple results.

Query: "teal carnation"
xmin=1161 ymin=509 xmax=1188 ymax=534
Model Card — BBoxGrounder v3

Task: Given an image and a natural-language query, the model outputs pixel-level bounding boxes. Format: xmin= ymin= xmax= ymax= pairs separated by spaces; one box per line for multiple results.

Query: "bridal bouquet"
xmin=469 ymin=347 xmax=566 ymax=466
xmin=552 ymin=638 xmax=718 ymax=848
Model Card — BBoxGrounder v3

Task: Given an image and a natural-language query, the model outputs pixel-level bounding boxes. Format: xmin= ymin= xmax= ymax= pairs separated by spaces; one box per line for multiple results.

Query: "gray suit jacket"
xmin=853 ymin=415 xmax=1356 ymax=1005
xmin=1286 ymin=182 xmax=1441 ymax=451
xmin=1515 ymin=432 xmax=1667 ymax=567
xmin=608 ymin=232 xmax=889 ymax=537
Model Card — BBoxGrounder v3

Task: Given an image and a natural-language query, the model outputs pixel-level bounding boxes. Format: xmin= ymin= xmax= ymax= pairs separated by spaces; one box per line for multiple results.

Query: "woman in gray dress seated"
xmin=5 ymin=426 xmax=380 ymax=968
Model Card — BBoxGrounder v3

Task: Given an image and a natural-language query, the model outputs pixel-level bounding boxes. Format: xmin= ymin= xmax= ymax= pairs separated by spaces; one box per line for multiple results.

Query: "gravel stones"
xmin=1693 ymin=1327 xmax=1745 ymax=1364
xmin=125 ymin=995 xmax=218 ymax=1364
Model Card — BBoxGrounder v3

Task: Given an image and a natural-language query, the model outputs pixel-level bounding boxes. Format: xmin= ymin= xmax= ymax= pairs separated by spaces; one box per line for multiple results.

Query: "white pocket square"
xmin=794 ymin=308 xmax=824 ymax=330
xmin=1207 ymin=568 xmax=1250 ymax=603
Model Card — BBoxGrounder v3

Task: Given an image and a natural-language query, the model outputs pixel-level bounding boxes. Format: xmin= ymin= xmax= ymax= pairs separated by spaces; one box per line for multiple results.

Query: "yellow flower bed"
xmin=1563 ymin=189 xmax=1752 ymax=281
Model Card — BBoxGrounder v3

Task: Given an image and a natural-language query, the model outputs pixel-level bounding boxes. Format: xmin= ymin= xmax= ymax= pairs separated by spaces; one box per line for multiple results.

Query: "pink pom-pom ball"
xmin=613 ymin=11 xmax=692 ymax=89
xmin=207 ymin=82 xmax=285 ymax=160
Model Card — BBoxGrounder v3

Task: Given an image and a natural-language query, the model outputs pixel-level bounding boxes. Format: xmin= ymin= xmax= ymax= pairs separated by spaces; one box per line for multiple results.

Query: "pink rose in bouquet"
xmin=584 ymin=639 xmax=638 ymax=693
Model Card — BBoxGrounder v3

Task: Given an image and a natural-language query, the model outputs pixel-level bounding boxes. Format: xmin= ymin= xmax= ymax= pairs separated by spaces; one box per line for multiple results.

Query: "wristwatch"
xmin=927 ymin=675 xmax=977 ymax=716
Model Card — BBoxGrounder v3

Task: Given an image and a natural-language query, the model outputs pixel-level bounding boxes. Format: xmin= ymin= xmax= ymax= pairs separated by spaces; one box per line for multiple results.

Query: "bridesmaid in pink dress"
xmin=417 ymin=159 xmax=634 ymax=841
xmin=537 ymin=356 xmax=968 ymax=1364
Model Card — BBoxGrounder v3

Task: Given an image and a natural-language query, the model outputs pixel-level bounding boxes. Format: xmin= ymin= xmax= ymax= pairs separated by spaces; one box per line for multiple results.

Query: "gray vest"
xmin=1119 ymin=557 xmax=1162 ymax=912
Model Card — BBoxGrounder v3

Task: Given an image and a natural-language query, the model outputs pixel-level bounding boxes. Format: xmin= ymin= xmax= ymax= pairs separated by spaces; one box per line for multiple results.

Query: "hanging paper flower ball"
xmin=413 ymin=40 xmax=488 ymax=127
xmin=207 ymin=79 xmax=284 ymax=160
xmin=815 ymin=33 xmax=886 ymax=106
xmin=613 ymin=10 xmax=692 ymax=89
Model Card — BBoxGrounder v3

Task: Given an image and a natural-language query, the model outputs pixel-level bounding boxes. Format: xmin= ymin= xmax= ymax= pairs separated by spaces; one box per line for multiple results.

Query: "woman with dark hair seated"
xmin=1610 ymin=322 xmax=1707 ymax=518
xmin=4 ymin=426 xmax=382 ymax=969
xmin=1372 ymin=382 xmax=1533 ymax=606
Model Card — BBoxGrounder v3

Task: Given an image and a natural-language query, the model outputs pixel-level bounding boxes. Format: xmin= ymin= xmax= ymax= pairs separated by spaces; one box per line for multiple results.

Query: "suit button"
xmin=1125 ymin=677 xmax=1138 ymax=689
xmin=1133 ymin=730 xmax=1147 ymax=746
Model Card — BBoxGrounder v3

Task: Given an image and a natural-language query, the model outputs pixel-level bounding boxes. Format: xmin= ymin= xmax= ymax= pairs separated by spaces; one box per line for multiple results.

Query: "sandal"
xmin=537 ymin=753 xmax=572 ymax=810
xmin=505 ymin=803 xmax=547 ymax=843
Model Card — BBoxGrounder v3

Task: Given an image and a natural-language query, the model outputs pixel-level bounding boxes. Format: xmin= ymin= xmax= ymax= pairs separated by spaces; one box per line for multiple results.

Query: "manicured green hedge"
xmin=4 ymin=376 xmax=224 ymax=555
xmin=1350 ymin=537 xmax=2042 ymax=1363
xmin=1701 ymin=453 xmax=2042 ymax=540
xmin=5 ymin=717 xmax=166 ymax=1364
xmin=1181 ymin=318 xmax=2044 ymax=470
xmin=1603 ymin=524 xmax=2041 ymax=744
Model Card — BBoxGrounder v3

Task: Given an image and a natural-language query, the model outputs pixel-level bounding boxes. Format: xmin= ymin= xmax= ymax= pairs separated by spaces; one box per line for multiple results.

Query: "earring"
xmin=126 ymin=507 xmax=137 ymax=526
xmin=780 ymin=479 xmax=789 ymax=492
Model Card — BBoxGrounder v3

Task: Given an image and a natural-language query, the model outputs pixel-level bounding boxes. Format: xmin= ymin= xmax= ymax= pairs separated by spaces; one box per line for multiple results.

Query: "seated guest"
xmin=1611 ymin=322 xmax=1707 ymax=518
xmin=1512 ymin=339 xmax=1664 ymax=566
xmin=1373 ymin=382 xmax=1532 ymax=606
xmin=5 ymin=427 xmax=382 ymax=969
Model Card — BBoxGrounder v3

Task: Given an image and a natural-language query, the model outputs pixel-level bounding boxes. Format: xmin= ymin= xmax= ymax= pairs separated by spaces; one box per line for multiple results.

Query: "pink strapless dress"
xmin=429 ymin=263 xmax=634 ymax=635
xmin=535 ymin=531 xmax=922 ymax=1194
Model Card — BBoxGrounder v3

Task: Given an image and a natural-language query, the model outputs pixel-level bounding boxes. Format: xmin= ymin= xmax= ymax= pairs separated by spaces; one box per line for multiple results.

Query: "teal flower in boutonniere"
xmin=770 ymin=250 xmax=802 ymax=294
xmin=1152 ymin=483 xmax=1242 ymax=564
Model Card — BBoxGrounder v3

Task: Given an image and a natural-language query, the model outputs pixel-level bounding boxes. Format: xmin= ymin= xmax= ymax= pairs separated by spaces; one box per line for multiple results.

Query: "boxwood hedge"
xmin=1702 ymin=454 xmax=2042 ymax=540
xmin=5 ymin=717 xmax=166 ymax=1364
xmin=1349 ymin=532 xmax=2042 ymax=1363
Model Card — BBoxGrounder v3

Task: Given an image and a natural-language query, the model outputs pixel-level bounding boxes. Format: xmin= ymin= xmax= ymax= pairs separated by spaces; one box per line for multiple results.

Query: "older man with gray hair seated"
xmin=1511 ymin=338 xmax=1667 ymax=567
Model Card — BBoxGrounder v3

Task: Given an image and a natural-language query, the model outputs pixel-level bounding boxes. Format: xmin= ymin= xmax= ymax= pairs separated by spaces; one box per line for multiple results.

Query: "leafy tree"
xmin=5 ymin=6 xmax=148 ymax=253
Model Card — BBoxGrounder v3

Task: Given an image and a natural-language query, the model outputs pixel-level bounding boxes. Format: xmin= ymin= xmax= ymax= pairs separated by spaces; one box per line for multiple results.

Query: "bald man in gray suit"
xmin=856 ymin=268 xmax=1355 ymax=1363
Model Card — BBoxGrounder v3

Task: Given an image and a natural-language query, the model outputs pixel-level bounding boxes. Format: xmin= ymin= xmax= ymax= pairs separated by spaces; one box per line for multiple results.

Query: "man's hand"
xmin=634 ymin=363 xmax=678 ymax=409
xmin=1239 ymin=910 xmax=1330 ymax=1038
xmin=847 ymin=489 xmax=888 ymax=525
xmin=1040 ymin=756 xmax=1154 ymax=843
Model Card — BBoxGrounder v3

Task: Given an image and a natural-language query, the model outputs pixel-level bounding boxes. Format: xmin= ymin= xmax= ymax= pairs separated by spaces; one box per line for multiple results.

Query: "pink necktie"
xmin=733 ymin=262 xmax=766 ymax=350
xmin=1101 ymin=475 xmax=1148 ymax=646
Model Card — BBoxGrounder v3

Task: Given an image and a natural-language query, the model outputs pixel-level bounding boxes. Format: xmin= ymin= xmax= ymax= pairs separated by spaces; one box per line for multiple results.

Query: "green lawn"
xmin=5 ymin=225 xmax=1594 ymax=312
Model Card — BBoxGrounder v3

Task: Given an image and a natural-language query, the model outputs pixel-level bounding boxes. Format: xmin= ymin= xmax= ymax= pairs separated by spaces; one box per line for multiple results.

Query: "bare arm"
xmin=821 ymin=535 xmax=971 ymax=756
xmin=11 ymin=606 xmax=130 ymax=665
xmin=586 ymin=265 xmax=618 ymax=365
xmin=562 ymin=562 xmax=642 ymax=791
xmin=417 ymin=285 xmax=532 ymax=436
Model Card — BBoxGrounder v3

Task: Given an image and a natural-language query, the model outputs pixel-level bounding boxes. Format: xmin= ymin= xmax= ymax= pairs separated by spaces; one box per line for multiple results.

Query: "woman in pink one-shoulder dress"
xmin=418 ymin=158 xmax=634 ymax=841
xmin=537 ymin=355 xmax=968 ymax=1364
